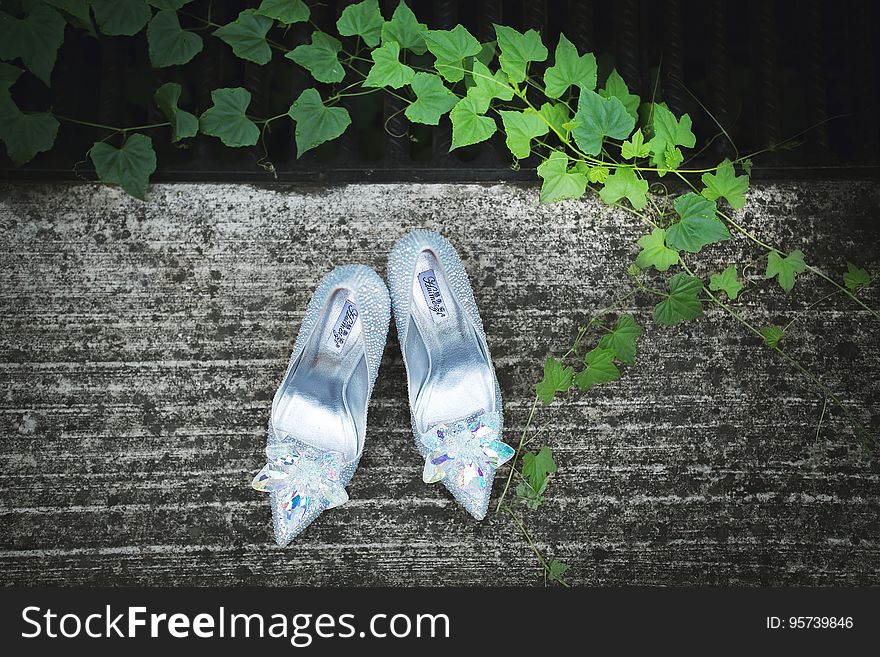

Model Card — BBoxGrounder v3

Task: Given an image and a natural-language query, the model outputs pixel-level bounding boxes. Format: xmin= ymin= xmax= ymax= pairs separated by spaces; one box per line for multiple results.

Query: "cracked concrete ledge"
xmin=0 ymin=180 xmax=878 ymax=586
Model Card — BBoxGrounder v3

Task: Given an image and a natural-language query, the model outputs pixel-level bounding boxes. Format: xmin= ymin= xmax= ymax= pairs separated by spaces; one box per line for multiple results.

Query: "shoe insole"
xmin=407 ymin=249 xmax=494 ymax=433
xmin=273 ymin=289 xmax=368 ymax=461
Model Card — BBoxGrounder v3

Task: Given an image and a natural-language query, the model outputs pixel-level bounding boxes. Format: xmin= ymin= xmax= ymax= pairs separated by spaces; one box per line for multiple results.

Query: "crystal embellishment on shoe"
xmin=420 ymin=411 xmax=514 ymax=499
xmin=252 ymin=443 xmax=349 ymax=535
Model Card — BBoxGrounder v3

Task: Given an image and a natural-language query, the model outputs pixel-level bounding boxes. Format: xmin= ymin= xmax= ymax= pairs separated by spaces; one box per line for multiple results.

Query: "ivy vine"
xmin=1 ymin=0 xmax=877 ymax=586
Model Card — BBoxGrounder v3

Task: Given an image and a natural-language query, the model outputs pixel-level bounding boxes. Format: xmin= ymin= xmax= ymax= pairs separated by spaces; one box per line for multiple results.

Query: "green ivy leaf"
xmin=336 ymin=0 xmax=383 ymax=47
xmin=0 ymin=112 xmax=59 ymax=166
xmin=46 ymin=0 xmax=96 ymax=34
xmin=664 ymin=143 xmax=684 ymax=170
xmin=92 ymin=0 xmax=150 ymax=37
xmin=0 ymin=64 xmax=58 ymax=164
xmin=665 ymin=193 xmax=730 ymax=253
xmin=89 ymin=133 xmax=156 ymax=200
xmin=538 ymin=101 xmax=570 ymax=137
xmin=542 ymin=33 xmax=596 ymax=98
xmin=598 ymin=166 xmax=647 ymax=210
xmin=153 ymin=82 xmax=197 ymax=143
xmin=499 ymin=109 xmax=548 ymax=159
xmin=380 ymin=0 xmax=427 ymax=55
xmin=843 ymin=263 xmax=871 ymax=292
xmin=0 ymin=3 xmax=65 ymax=85
xmin=147 ymin=1 xmax=195 ymax=9
xmin=255 ymin=0 xmax=309 ymax=25
xmin=571 ymin=88 xmax=635 ymax=156
xmin=760 ymin=326 xmax=785 ymax=348
xmin=600 ymin=69 xmax=639 ymax=119
xmin=465 ymin=60 xmax=513 ymax=111
xmin=647 ymin=103 xmax=695 ymax=171
xmin=547 ymin=559 xmax=569 ymax=584
xmin=535 ymin=354 xmax=574 ymax=405
xmin=214 ymin=9 xmax=273 ymax=65
xmin=701 ymin=158 xmax=749 ymax=209
xmin=424 ymin=25 xmax=481 ymax=82
xmin=286 ymin=32 xmax=344 ymax=84
xmin=653 ymin=273 xmax=704 ymax=325
xmin=765 ymin=250 xmax=806 ymax=293
xmin=621 ymin=127 xmax=650 ymax=160
xmin=516 ymin=481 xmax=545 ymax=510
xmin=638 ymin=100 xmax=663 ymax=126
xmin=449 ymin=95 xmax=495 ymax=150
xmin=522 ymin=446 xmax=557 ymax=493
xmin=405 ymin=72 xmax=457 ymax=125
xmin=363 ymin=40 xmax=414 ymax=88
xmin=288 ymin=88 xmax=352 ymax=157
xmin=0 ymin=61 xmax=21 ymax=91
xmin=475 ymin=40 xmax=496 ymax=66
xmin=494 ymin=24 xmax=547 ymax=84
xmin=588 ymin=165 xmax=608 ymax=183
xmin=574 ymin=346 xmax=620 ymax=390
xmin=597 ymin=314 xmax=642 ymax=364
xmin=147 ymin=10 xmax=203 ymax=68
xmin=199 ymin=87 xmax=260 ymax=147
xmin=536 ymin=151 xmax=587 ymax=204
xmin=708 ymin=265 xmax=743 ymax=300
xmin=634 ymin=228 xmax=679 ymax=272
xmin=0 ymin=94 xmax=59 ymax=165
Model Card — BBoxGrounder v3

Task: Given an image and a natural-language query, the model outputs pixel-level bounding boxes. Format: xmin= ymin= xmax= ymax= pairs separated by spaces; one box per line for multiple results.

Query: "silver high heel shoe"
xmin=388 ymin=230 xmax=512 ymax=520
xmin=252 ymin=265 xmax=390 ymax=545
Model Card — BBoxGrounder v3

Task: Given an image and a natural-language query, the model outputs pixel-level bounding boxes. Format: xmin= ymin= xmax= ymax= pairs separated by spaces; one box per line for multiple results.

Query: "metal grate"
xmin=3 ymin=0 xmax=880 ymax=183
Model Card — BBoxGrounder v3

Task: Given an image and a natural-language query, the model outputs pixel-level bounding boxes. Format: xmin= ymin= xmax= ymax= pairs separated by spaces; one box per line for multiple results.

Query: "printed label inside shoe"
xmin=327 ymin=298 xmax=359 ymax=353
xmin=417 ymin=269 xmax=448 ymax=323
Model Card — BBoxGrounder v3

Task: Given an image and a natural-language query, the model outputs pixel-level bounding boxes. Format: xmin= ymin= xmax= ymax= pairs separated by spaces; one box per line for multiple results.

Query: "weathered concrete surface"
xmin=0 ymin=181 xmax=878 ymax=586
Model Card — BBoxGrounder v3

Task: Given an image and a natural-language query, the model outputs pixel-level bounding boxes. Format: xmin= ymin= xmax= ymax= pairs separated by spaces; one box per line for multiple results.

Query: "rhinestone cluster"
xmin=421 ymin=414 xmax=514 ymax=499
xmin=252 ymin=443 xmax=348 ymax=536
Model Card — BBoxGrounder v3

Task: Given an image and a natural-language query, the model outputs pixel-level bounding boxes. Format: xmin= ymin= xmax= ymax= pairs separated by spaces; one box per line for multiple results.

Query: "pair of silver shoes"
xmin=251 ymin=230 xmax=513 ymax=546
